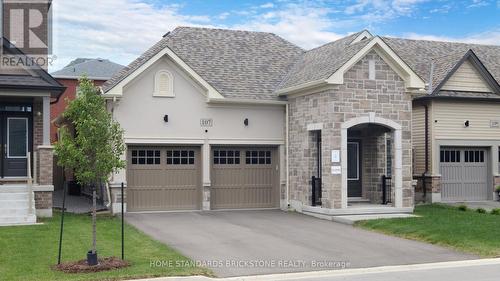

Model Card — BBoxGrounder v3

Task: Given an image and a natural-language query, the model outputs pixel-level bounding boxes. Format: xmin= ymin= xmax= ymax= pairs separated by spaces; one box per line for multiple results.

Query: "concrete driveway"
xmin=125 ymin=210 xmax=476 ymax=277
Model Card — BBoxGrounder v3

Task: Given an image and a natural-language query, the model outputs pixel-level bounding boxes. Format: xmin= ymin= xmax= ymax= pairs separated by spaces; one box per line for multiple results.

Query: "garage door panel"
xmin=440 ymin=147 xmax=488 ymax=202
xmin=211 ymin=147 xmax=279 ymax=209
xmin=127 ymin=146 xmax=201 ymax=211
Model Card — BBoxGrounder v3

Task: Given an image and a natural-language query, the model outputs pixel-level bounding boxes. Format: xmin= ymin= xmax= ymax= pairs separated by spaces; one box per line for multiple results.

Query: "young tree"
xmin=55 ymin=77 xmax=125 ymax=265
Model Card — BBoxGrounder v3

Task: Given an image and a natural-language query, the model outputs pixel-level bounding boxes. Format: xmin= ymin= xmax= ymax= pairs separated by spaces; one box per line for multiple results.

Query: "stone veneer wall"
xmin=360 ymin=129 xmax=389 ymax=204
xmin=33 ymin=100 xmax=54 ymax=216
xmin=288 ymin=50 xmax=413 ymax=209
xmin=414 ymin=175 xmax=441 ymax=203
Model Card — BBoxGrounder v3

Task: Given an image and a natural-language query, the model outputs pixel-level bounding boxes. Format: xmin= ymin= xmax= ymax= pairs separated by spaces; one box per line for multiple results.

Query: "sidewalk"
xmin=129 ymin=258 xmax=500 ymax=281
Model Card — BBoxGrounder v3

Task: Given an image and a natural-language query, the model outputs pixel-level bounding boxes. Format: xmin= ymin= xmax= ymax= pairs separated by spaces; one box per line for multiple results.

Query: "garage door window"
xmin=246 ymin=150 xmax=271 ymax=165
xmin=167 ymin=150 xmax=195 ymax=165
xmin=465 ymin=150 xmax=484 ymax=162
xmin=131 ymin=150 xmax=161 ymax=165
xmin=214 ymin=150 xmax=240 ymax=165
xmin=440 ymin=150 xmax=460 ymax=163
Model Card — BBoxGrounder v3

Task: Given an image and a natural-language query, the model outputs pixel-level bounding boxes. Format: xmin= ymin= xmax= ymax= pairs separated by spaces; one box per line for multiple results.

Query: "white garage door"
xmin=440 ymin=147 xmax=488 ymax=201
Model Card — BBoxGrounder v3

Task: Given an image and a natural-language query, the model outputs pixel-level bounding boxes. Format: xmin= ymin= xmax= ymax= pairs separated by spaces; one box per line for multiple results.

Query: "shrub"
xmin=457 ymin=205 xmax=468 ymax=211
xmin=490 ymin=208 xmax=500 ymax=215
xmin=476 ymin=208 xmax=487 ymax=214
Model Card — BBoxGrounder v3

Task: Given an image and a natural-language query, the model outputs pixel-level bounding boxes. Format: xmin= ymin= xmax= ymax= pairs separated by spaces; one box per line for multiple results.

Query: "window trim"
xmin=153 ymin=70 xmax=174 ymax=97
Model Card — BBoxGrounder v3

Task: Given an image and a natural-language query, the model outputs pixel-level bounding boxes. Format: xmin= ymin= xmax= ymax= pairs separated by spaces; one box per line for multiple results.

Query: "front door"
xmin=347 ymin=140 xmax=362 ymax=197
xmin=0 ymin=113 xmax=31 ymax=178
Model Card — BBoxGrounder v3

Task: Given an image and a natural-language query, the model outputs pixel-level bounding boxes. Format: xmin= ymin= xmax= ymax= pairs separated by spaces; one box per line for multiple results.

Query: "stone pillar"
xmin=37 ymin=146 xmax=53 ymax=185
xmin=414 ymin=175 xmax=441 ymax=203
xmin=493 ymin=176 xmax=500 ymax=201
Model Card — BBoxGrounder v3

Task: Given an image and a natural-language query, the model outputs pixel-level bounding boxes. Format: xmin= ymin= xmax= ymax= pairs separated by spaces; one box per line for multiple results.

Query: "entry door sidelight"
xmin=1 ymin=116 xmax=30 ymax=177
xmin=347 ymin=141 xmax=362 ymax=197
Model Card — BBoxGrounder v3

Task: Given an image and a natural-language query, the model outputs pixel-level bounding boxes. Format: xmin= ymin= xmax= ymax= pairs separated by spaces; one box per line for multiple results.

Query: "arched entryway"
xmin=341 ymin=113 xmax=403 ymax=209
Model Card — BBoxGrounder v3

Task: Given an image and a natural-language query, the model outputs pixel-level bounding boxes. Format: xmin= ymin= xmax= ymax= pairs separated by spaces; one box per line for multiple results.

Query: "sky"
xmin=50 ymin=0 xmax=500 ymax=72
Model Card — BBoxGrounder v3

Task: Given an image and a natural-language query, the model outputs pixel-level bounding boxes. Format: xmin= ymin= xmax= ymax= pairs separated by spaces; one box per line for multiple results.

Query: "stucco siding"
xmin=432 ymin=100 xmax=500 ymax=140
xmin=441 ymin=60 xmax=492 ymax=93
xmin=114 ymin=57 xmax=285 ymax=141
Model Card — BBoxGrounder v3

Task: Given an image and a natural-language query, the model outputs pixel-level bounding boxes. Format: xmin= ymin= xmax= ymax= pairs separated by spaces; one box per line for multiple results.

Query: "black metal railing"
xmin=311 ymin=176 xmax=322 ymax=206
xmin=382 ymin=175 xmax=392 ymax=204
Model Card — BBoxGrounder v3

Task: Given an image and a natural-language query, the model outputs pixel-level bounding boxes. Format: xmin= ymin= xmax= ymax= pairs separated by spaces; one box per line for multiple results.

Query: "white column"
xmin=394 ymin=129 xmax=403 ymax=208
xmin=42 ymin=96 xmax=50 ymax=145
xmin=202 ymin=141 xmax=211 ymax=210
xmin=341 ymin=128 xmax=348 ymax=209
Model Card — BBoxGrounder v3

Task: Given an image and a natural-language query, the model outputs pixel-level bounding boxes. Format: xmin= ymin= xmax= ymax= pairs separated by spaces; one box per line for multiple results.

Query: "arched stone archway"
xmin=340 ymin=112 xmax=403 ymax=209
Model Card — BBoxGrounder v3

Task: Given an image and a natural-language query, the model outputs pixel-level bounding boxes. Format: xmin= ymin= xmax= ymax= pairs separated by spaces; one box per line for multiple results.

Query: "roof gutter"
xmin=207 ymin=97 xmax=287 ymax=106
xmin=276 ymin=79 xmax=327 ymax=96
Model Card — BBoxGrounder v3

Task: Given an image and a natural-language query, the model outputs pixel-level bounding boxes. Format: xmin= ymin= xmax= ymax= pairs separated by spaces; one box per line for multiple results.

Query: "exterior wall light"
xmin=464 ymin=120 xmax=469 ymax=127
xmin=244 ymin=118 xmax=249 ymax=126
xmin=164 ymin=115 xmax=169 ymax=123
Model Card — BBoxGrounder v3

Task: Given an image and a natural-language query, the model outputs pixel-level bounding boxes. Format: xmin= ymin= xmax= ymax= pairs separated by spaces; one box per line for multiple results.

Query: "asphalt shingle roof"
xmin=103 ymin=27 xmax=304 ymax=100
xmin=382 ymin=37 xmax=500 ymax=90
xmin=0 ymin=75 xmax=53 ymax=87
xmin=103 ymin=27 xmax=500 ymax=101
xmin=277 ymin=31 xmax=370 ymax=90
xmin=52 ymin=58 xmax=124 ymax=80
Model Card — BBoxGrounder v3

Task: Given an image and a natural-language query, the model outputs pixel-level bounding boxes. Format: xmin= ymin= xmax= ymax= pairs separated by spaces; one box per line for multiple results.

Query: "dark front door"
xmin=0 ymin=113 xmax=31 ymax=178
xmin=347 ymin=140 xmax=362 ymax=197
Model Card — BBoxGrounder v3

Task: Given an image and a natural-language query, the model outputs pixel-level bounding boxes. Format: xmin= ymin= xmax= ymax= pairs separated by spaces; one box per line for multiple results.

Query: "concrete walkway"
xmin=52 ymin=189 xmax=106 ymax=213
xmin=447 ymin=201 xmax=500 ymax=212
xmin=125 ymin=210 xmax=475 ymax=277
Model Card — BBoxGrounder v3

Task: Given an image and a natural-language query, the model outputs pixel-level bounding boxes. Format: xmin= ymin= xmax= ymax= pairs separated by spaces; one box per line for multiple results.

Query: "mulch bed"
xmin=53 ymin=257 xmax=130 ymax=273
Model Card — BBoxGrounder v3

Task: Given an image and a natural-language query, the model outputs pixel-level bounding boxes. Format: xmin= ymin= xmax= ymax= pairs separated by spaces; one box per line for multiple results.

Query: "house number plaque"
xmin=200 ymin=118 xmax=213 ymax=127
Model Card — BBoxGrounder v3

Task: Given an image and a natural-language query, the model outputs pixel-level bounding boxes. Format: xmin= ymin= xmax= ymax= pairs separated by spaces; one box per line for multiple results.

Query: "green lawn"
xmin=357 ymin=204 xmax=500 ymax=257
xmin=0 ymin=212 xmax=211 ymax=281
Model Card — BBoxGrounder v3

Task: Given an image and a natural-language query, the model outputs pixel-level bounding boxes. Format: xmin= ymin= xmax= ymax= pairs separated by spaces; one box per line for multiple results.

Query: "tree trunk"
xmin=92 ymin=183 xmax=97 ymax=254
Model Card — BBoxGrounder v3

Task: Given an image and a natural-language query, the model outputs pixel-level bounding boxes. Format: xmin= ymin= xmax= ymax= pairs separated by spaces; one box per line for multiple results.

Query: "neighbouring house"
xmin=50 ymin=58 xmax=124 ymax=198
xmin=101 ymin=27 xmax=500 ymax=218
xmin=0 ymin=37 xmax=65 ymax=225
xmin=50 ymin=58 xmax=124 ymax=143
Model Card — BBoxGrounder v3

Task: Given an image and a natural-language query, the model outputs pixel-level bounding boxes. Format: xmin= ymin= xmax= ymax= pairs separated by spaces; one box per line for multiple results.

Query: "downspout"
xmin=422 ymin=61 xmax=434 ymax=202
xmin=285 ymin=103 xmax=290 ymax=208
xmin=423 ymin=104 xmax=429 ymax=202
xmin=104 ymin=96 xmax=117 ymax=208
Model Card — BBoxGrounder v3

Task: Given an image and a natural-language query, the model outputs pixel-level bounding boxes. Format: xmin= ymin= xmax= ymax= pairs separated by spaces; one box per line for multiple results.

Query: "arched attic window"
xmin=153 ymin=70 xmax=174 ymax=97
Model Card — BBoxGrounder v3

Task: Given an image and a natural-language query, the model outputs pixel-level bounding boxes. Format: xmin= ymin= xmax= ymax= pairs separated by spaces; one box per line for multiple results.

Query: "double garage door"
xmin=127 ymin=146 xmax=279 ymax=211
xmin=440 ymin=147 xmax=489 ymax=202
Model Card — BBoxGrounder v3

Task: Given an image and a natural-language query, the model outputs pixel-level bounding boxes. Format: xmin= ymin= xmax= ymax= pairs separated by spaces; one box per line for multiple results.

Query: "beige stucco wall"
xmin=109 ymin=56 xmax=286 ymax=189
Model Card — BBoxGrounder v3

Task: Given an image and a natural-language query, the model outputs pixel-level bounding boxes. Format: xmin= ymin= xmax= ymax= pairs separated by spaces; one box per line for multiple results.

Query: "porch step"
xmin=332 ymin=214 xmax=418 ymax=225
xmin=302 ymin=205 xmax=414 ymax=217
xmin=0 ymin=215 xmax=37 ymax=226
xmin=347 ymin=197 xmax=371 ymax=204
xmin=0 ymin=190 xmax=37 ymax=226
xmin=0 ymin=185 xmax=29 ymax=193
